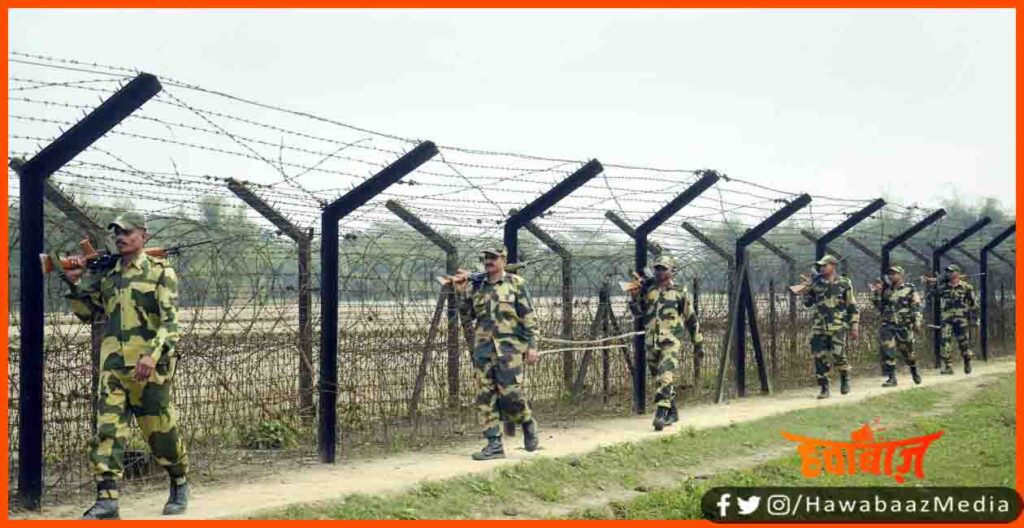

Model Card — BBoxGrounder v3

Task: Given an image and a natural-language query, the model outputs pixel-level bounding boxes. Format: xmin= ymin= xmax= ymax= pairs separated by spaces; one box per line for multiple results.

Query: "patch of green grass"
xmin=254 ymin=378 xmax=958 ymax=519
xmin=571 ymin=373 xmax=1015 ymax=519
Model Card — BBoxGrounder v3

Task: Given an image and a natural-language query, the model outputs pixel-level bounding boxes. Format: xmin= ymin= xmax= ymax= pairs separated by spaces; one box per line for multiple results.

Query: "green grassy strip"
xmin=567 ymin=373 xmax=1015 ymax=519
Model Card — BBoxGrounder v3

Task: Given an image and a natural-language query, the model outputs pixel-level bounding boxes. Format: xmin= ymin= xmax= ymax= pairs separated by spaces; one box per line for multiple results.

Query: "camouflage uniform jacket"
xmin=65 ymin=252 xmax=180 ymax=369
xmin=628 ymin=279 xmax=702 ymax=346
xmin=871 ymin=281 xmax=922 ymax=328
xmin=801 ymin=275 xmax=860 ymax=334
xmin=928 ymin=280 xmax=978 ymax=323
xmin=458 ymin=272 xmax=538 ymax=356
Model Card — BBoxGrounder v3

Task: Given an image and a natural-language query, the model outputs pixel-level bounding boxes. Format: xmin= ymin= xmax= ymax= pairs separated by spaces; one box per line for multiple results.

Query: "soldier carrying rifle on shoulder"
xmin=450 ymin=247 xmax=541 ymax=461
xmin=625 ymin=254 xmax=702 ymax=431
xmin=56 ymin=212 xmax=189 ymax=519
xmin=923 ymin=264 xmax=979 ymax=375
xmin=794 ymin=255 xmax=860 ymax=399
xmin=869 ymin=265 xmax=923 ymax=387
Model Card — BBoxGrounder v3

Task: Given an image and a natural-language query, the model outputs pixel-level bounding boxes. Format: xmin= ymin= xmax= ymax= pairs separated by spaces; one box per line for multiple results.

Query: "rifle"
xmin=619 ymin=267 xmax=655 ymax=294
xmin=788 ymin=266 xmax=822 ymax=295
xmin=41 ymin=238 xmax=215 ymax=274
xmin=436 ymin=262 xmax=527 ymax=288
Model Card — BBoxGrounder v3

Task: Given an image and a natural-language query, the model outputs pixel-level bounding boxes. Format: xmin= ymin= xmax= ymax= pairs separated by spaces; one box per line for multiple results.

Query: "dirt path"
xmin=21 ymin=357 xmax=1016 ymax=520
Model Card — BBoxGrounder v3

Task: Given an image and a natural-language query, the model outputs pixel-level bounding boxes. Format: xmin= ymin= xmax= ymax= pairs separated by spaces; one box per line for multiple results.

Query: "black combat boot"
xmin=162 ymin=477 xmax=189 ymax=516
xmin=940 ymin=363 xmax=954 ymax=375
xmin=881 ymin=365 xmax=898 ymax=388
xmin=839 ymin=372 xmax=851 ymax=395
xmin=472 ymin=428 xmax=505 ymax=461
xmin=522 ymin=419 xmax=539 ymax=452
xmin=963 ymin=356 xmax=972 ymax=374
xmin=652 ymin=407 xmax=669 ymax=431
xmin=82 ymin=480 xmax=120 ymax=520
xmin=665 ymin=403 xmax=679 ymax=426
xmin=910 ymin=365 xmax=922 ymax=385
xmin=816 ymin=378 xmax=831 ymax=399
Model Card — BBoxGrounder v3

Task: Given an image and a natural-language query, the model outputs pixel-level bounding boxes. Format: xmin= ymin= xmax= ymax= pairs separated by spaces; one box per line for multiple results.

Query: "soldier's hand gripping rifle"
xmin=437 ymin=262 xmax=528 ymax=289
xmin=619 ymin=267 xmax=654 ymax=294
xmin=788 ymin=265 xmax=822 ymax=295
xmin=41 ymin=238 xmax=215 ymax=275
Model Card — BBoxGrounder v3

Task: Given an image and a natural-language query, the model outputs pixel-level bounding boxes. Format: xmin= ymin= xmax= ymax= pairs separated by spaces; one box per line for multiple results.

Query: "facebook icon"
xmin=717 ymin=493 xmax=731 ymax=518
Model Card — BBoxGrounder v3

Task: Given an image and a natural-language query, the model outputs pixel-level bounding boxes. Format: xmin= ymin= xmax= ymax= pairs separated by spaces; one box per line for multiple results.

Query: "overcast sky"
xmin=8 ymin=8 xmax=1016 ymax=211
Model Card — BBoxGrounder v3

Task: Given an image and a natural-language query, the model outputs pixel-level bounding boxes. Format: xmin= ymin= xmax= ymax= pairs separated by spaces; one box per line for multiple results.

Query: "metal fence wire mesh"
xmin=7 ymin=52 xmax=1017 ymax=504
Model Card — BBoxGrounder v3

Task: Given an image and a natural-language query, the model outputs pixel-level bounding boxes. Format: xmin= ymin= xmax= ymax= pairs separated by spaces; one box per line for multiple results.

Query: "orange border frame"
xmin=0 ymin=5 xmax=1020 ymax=527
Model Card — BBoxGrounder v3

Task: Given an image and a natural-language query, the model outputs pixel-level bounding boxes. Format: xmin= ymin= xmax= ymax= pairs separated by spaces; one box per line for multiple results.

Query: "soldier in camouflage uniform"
xmin=61 ymin=212 xmax=188 ymax=519
xmin=925 ymin=264 xmax=979 ymax=375
xmin=455 ymin=247 xmax=541 ymax=460
xmin=628 ymin=254 xmax=702 ymax=431
xmin=800 ymin=254 xmax=860 ymax=399
xmin=870 ymin=265 xmax=923 ymax=387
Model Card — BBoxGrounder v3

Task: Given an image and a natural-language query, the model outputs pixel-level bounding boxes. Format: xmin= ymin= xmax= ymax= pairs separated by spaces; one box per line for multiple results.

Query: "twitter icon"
xmin=737 ymin=495 xmax=761 ymax=515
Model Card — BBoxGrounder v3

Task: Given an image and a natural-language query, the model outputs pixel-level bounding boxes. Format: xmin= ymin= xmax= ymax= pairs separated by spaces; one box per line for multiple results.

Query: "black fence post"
xmin=10 ymin=72 xmax=162 ymax=510
xmin=384 ymin=199 xmax=462 ymax=407
xmin=319 ymin=141 xmax=438 ymax=463
xmin=520 ymin=217 xmax=575 ymax=392
xmin=227 ymin=178 xmax=316 ymax=420
xmin=980 ymin=224 xmax=1015 ymax=360
xmin=879 ymin=209 xmax=946 ymax=372
xmin=632 ymin=171 xmax=720 ymax=413
xmin=927 ymin=242 xmax=969 ymax=275
xmin=31 ymin=178 xmax=108 ymax=437
xmin=735 ymin=194 xmax=811 ymax=396
xmin=752 ymin=237 xmax=797 ymax=359
xmin=930 ymin=217 xmax=992 ymax=368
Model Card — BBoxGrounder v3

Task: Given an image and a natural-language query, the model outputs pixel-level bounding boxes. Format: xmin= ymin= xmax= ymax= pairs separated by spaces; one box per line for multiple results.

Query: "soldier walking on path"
xmin=454 ymin=247 xmax=541 ymax=460
xmin=925 ymin=264 xmax=979 ymax=375
xmin=799 ymin=255 xmax=860 ymax=399
xmin=870 ymin=265 xmax=923 ymax=387
xmin=627 ymin=254 xmax=703 ymax=431
xmin=61 ymin=212 xmax=189 ymax=519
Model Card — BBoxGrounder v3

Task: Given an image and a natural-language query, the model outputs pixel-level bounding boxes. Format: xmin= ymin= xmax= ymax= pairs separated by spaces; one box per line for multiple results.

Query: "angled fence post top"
xmin=816 ymin=198 xmax=885 ymax=258
xmin=846 ymin=236 xmax=882 ymax=263
xmin=740 ymin=194 xmax=812 ymax=249
xmin=227 ymin=178 xmax=307 ymax=242
xmin=506 ymin=159 xmax=604 ymax=227
xmin=324 ymin=141 xmax=439 ymax=220
xmin=606 ymin=210 xmax=664 ymax=255
xmin=637 ymin=170 xmax=721 ymax=235
xmin=983 ymin=224 xmax=1016 ymax=251
xmin=884 ymin=209 xmax=948 ymax=250
xmin=898 ymin=243 xmax=930 ymax=264
xmin=935 ymin=217 xmax=992 ymax=254
xmin=386 ymin=199 xmax=457 ymax=254
xmin=15 ymin=73 xmax=162 ymax=180
xmin=680 ymin=222 xmax=732 ymax=263
xmin=754 ymin=237 xmax=796 ymax=265
xmin=505 ymin=159 xmax=603 ymax=263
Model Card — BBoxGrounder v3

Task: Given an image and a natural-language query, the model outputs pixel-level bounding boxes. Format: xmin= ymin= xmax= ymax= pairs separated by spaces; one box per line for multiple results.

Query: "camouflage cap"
xmin=107 ymin=212 xmax=148 ymax=232
xmin=945 ymin=264 xmax=962 ymax=274
xmin=652 ymin=254 xmax=676 ymax=270
xmin=815 ymin=254 xmax=840 ymax=266
xmin=481 ymin=247 xmax=507 ymax=259
xmin=886 ymin=265 xmax=905 ymax=275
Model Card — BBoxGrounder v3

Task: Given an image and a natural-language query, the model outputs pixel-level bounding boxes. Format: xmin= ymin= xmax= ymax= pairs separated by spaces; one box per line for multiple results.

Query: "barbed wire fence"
xmin=7 ymin=52 xmax=1017 ymax=507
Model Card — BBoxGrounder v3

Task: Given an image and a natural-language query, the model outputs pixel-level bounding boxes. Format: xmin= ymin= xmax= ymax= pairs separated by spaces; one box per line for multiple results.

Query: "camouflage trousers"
xmin=940 ymin=318 xmax=974 ymax=364
xmin=880 ymin=324 xmax=917 ymax=368
xmin=90 ymin=354 xmax=188 ymax=498
xmin=810 ymin=331 xmax=849 ymax=382
xmin=646 ymin=336 xmax=680 ymax=409
xmin=473 ymin=346 xmax=532 ymax=436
